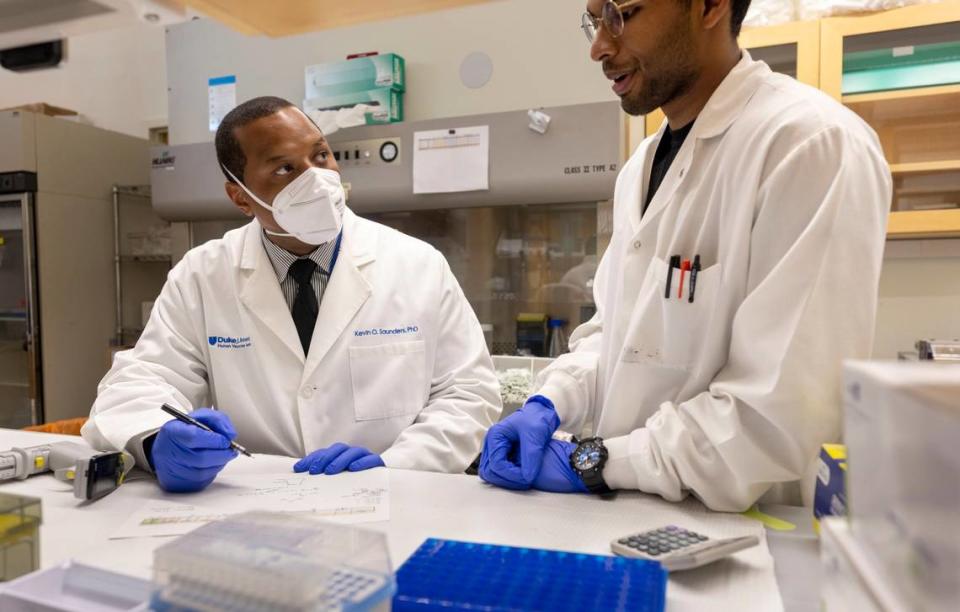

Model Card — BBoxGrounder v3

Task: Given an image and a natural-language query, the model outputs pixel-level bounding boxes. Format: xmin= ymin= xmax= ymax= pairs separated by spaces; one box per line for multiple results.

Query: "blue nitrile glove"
xmin=531 ymin=440 xmax=589 ymax=494
xmin=478 ymin=395 xmax=561 ymax=490
xmin=151 ymin=408 xmax=239 ymax=493
xmin=294 ymin=443 xmax=385 ymax=475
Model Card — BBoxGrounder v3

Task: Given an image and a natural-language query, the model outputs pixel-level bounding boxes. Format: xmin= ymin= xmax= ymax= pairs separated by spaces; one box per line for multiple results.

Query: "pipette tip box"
xmin=393 ymin=538 xmax=668 ymax=612
xmin=150 ymin=511 xmax=395 ymax=612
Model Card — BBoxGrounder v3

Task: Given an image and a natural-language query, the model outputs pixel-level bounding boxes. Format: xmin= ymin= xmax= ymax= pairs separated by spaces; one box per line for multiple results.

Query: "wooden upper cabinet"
xmin=634 ymin=2 xmax=960 ymax=238
xmin=821 ymin=1 xmax=960 ymax=238
xmin=181 ymin=0 xmax=500 ymax=37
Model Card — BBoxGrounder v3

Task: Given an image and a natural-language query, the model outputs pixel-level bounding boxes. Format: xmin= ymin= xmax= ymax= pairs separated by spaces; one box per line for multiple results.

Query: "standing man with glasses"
xmin=479 ymin=0 xmax=891 ymax=510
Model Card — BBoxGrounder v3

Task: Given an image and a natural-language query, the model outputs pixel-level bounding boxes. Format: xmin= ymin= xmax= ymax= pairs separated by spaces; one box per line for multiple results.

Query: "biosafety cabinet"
xmin=152 ymin=101 xmax=625 ymax=356
xmin=0 ymin=110 xmax=149 ymax=426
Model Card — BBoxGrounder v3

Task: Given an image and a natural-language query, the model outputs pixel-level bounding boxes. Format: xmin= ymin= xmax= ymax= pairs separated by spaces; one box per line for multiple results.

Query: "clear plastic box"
xmin=150 ymin=511 xmax=395 ymax=612
xmin=820 ymin=518 xmax=910 ymax=612
xmin=0 ymin=561 xmax=151 ymax=611
xmin=0 ymin=493 xmax=42 ymax=582
xmin=843 ymin=361 xmax=960 ymax=610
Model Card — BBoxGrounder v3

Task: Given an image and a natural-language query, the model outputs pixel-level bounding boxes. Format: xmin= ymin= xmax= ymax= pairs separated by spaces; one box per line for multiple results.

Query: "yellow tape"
xmin=742 ymin=506 xmax=797 ymax=532
xmin=34 ymin=456 xmax=44 ymax=469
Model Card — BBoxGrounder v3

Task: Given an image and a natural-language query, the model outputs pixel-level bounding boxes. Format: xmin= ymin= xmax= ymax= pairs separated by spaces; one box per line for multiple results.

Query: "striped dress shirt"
xmin=260 ymin=232 xmax=339 ymax=311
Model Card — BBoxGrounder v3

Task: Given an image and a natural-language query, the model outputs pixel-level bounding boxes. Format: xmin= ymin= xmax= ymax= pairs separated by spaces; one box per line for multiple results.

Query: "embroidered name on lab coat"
xmin=354 ymin=326 xmax=419 ymax=338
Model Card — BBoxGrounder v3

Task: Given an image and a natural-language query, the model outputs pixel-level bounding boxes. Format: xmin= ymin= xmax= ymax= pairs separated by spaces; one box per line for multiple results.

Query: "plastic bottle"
xmin=547 ymin=319 xmax=568 ymax=358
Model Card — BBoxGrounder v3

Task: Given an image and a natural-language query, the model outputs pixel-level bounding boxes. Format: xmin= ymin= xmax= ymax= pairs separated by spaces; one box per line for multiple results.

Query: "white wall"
xmin=0 ymin=22 xmax=168 ymax=139
xmin=874 ymin=240 xmax=960 ymax=358
xmin=165 ymin=0 xmax=612 ymax=145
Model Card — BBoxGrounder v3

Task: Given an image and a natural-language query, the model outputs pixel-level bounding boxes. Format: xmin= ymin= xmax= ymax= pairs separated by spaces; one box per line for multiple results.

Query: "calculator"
xmin=610 ymin=525 xmax=760 ymax=571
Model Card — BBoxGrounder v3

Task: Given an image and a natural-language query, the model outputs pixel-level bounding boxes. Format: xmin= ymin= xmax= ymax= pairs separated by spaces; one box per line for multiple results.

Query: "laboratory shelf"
xmin=842 ymin=83 xmax=960 ymax=106
xmin=887 ymin=209 xmax=960 ymax=239
xmin=895 ymin=184 xmax=960 ymax=197
xmin=118 ymin=255 xmax=172 ymax=263
xmin=0 ymin=312 xmax=27 ymax=322
xmin=889 ymin=160 xmax=960 ymax=176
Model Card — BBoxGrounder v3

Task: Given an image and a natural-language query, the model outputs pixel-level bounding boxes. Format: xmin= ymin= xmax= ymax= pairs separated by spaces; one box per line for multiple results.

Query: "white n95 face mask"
xmin=224 ymin=165 xmax=345 ymax=245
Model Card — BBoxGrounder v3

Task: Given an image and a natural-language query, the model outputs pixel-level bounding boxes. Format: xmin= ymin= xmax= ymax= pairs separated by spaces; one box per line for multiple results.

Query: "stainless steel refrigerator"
xmin=0 ymin=171 xmax=41 ymax=427
xmin=0 ymin=109 xmax=150 ymax=426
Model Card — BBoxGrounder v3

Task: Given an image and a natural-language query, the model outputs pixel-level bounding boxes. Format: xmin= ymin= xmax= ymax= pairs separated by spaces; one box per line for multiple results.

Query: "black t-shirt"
xmin=643 ymin=121 xmax=695 ymax=215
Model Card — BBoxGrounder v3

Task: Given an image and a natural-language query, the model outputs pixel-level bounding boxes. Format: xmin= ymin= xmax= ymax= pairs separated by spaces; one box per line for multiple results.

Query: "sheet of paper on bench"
xmin=110 ymin=458 xmax=389 ymax=539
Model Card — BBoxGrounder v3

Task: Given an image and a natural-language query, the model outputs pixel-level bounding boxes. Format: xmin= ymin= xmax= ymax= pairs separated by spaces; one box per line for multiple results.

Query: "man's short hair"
xmin=730 ymin=0 xmax=753 ymax=37
xmin=215 ymin=96 xmax=297 ymax=184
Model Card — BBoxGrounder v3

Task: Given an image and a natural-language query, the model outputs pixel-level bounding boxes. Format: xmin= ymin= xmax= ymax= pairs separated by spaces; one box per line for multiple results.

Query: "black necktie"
xmin=289 ymin=259 xmax=318 ymax=354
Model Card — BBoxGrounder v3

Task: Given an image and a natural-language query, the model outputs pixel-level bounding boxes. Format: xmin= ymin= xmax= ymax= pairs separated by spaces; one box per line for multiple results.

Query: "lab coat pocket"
xmin=659 ymin=259 xmax=722 ymax=369
xmin=625 ymin=257 xmax=722 ymax=372
xmin=349 ymin=340 xmax=427 ymax=421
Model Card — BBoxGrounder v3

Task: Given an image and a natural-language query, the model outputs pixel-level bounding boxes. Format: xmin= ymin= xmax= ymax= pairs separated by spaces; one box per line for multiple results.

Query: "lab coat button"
xmin=679 ymin=168 xmax=685 ymax=178
xmin=301 ymin=387 xmax=314 ymax=399
xmin=633 ymin=241 xmax=642 ymax=249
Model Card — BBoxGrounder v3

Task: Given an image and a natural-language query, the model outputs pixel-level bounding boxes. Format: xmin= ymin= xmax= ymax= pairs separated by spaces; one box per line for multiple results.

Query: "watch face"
xmin=573 ymin=444 xmax=602 ymax=471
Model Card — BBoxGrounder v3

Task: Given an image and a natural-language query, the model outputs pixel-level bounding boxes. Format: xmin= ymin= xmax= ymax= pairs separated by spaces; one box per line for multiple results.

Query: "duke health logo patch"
xmin=208 ymin=335 xmax=252 ymax=349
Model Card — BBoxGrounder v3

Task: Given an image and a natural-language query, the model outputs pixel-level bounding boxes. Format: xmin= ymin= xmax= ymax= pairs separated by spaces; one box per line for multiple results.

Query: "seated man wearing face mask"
xmin=82 ymin=96 xmax=501 ymax=492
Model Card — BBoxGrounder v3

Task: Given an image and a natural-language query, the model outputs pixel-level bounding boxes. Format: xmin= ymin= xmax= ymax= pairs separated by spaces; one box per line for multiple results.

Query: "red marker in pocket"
xmin=678 ymin=259 xmax=691 ymax=300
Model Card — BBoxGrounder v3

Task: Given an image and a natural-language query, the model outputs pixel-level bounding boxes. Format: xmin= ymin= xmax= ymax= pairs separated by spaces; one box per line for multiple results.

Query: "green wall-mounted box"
xmin=305 ymin=53 xmax=406 ymax=98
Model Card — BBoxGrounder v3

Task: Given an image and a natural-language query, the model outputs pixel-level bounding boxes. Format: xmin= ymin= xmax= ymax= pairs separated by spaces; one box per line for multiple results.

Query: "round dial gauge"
xmin=380 ymin=141 xmax=399 ymax=163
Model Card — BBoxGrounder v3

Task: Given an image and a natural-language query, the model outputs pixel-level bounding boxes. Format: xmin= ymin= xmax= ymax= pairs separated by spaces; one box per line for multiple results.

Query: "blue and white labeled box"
xmin=305 ymin=53 xmax=406 ymax=98
xmin=842 ymin=361 xmax=960 ymax=610
xmin=813 ymin=443 xmax=846 ymax=534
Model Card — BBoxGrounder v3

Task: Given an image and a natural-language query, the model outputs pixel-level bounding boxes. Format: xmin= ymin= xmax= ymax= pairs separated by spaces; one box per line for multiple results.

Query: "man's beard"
xmin=615 ymin=20 xmax=700 ymax=117
xmin=620 ymin=63 xmax=698 ymax=116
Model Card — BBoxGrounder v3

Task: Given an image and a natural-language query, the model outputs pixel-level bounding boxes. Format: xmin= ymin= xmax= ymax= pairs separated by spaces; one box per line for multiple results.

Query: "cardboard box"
xmin=305 ymin=53 xmax=405 ymax=98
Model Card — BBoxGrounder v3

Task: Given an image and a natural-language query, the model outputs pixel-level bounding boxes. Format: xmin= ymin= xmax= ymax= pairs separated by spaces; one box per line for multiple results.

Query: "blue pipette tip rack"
xmin=393 ymin=538 xmax=668 ymax=612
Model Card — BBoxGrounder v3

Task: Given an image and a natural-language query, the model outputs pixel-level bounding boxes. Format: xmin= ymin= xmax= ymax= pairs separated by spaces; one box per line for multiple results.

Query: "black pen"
xmin=161 ymin=403 xmax=253 ymax=457
xmin=665 ymin=255 xmax=680 ymax=299
xmin=688 ymin=255 xmax=701 ymax=303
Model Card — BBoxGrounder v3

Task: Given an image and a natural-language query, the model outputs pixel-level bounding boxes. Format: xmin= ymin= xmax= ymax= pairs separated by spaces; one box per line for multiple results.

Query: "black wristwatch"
xmin=570 ymin=437 xmax=612 ymax=495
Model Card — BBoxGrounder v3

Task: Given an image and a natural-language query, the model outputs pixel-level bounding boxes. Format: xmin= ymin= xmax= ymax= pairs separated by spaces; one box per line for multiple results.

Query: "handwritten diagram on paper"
xmin=111 ymin=469 xmax=389 ymax=540
xmin=413 ymin=125 xmax=490 ymax=194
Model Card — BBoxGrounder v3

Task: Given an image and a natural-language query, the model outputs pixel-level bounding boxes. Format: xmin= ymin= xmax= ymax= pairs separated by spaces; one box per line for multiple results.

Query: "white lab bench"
xmin=0 ymin=429 xmax=820 ymax=611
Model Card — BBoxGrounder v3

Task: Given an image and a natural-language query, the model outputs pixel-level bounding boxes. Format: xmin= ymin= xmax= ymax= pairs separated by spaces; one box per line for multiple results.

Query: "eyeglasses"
xmin=581 ymin=0 xmax=644 ymax=43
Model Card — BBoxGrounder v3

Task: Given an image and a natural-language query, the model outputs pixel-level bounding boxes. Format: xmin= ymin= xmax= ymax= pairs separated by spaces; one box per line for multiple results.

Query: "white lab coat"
xmin=82 ymin=210 xmax=501 ymax=473
xmin=535 ymin=53 xmax=891 ymax=511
